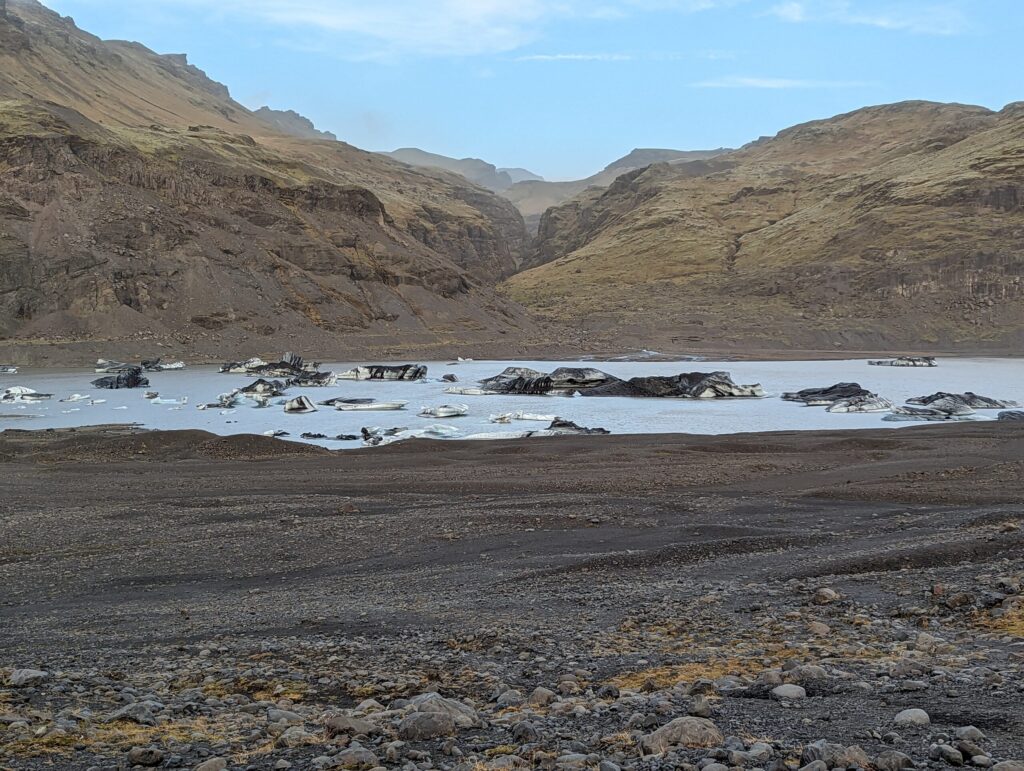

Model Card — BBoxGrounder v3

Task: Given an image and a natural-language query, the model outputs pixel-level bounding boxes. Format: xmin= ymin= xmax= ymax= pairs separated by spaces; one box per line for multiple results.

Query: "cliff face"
xmin=252 ymin=107 xmax=338 ymax=142
xmin=0 ymin=0 xmax=538 ymax=363
xmin=505 ymin=102 xmax=1024 ymax=353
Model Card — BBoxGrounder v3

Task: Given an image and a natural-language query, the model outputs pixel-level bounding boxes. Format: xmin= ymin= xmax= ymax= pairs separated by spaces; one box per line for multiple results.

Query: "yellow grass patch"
xmin=984 ymin=607 xmax=1024 ymax=638
xmin=485 ymin=744 xmax=519 ymax=757
xmin=3 ymin=718 xmax=224 ymax=759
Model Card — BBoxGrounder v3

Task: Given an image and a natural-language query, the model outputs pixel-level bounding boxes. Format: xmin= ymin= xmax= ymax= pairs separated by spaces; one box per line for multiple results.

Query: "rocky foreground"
xmin=1 ymin=424 xmax=1023 ymax=770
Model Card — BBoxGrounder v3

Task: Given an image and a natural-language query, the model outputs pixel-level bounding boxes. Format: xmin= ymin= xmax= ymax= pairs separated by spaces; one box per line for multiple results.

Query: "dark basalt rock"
xmin=318 ymin=397 xmax=375 ymax=407
xmin=908 ymin=391 xmax=1020 ymax=410
xmin=287 ymin=371 xmax=334 ymax=387
xmin=583 ymin=371 xmax=764 ymax=399
xmin=868 ymin=356 xmax=937 ymax=367
xmin=480 ymin=367 xmax=762 ymax=398
xmin=547 ymin=367 xmax=619 ymax=390
xmin=480 ymin=366 xmax=616 ymax=392
xmin=782 ymin=382 xmax=873 ymax=405
xmin=884 ymin=405 xmax=975 ymax=422
xmin=544 ymin=419 xmax=610 ymax=435
xmin=91 ymin=368 xmax=150 ymax=389
xmin=239 ymin=379 xmax=287 ymax=397
xmin=338 ymin=365 xmax=427 ymax=381
xmin=479 ymin=367 xmax=552 ymax=394
xmin=221 ymin=352 xmax=321 ymax=378
xmin=283 ymin=396 xmax=317 ymax=414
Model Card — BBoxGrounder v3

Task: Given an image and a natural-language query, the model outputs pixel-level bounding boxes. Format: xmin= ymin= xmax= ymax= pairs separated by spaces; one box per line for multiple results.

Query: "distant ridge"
xmin=253 ymin=107 xmax=337 ymax=141
xmin=504 ymin=147 xmax=732 ymax=233
xmin=379 ymin=147 xmax=543 ymax=192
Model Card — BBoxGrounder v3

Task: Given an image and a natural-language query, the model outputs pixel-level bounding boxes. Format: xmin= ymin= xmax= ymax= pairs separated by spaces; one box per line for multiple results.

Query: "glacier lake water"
xmin=2 ymin=357 xmax=1021 ymax=448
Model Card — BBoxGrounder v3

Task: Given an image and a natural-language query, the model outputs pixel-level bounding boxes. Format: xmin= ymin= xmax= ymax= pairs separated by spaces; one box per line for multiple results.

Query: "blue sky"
xmin=39 ymin=0 xmax=1022 ymax=179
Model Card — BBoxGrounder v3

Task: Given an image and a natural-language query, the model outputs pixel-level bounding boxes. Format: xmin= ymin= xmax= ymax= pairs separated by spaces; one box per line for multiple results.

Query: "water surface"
xmin=2 ymin=358 xmax=1020 ymax=448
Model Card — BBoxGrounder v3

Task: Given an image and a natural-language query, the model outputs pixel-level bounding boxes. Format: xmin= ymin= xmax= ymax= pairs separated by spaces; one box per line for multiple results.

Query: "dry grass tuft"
xmin=984 ymin=607 xmax=1024 ymax=638
xmin=3 ymin=718 xmax=224 ymax=759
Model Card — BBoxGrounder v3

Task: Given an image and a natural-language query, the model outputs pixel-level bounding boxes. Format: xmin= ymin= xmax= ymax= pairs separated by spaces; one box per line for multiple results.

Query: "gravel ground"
xmin=1 ymin=424 xmax=1022 ymax=771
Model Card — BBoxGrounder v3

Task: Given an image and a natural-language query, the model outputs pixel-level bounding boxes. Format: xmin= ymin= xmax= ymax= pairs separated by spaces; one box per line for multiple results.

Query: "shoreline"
xmin=2 ymin=337 xmax=1023 ymax=368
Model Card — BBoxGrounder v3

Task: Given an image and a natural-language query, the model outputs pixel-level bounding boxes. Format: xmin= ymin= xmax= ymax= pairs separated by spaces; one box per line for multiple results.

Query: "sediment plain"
xmin=1 ymin=423 xmax=1022 ymax=770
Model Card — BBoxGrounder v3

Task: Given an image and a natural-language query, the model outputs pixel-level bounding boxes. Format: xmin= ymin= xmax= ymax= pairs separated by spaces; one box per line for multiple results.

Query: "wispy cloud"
xmin=109 ymin=0 xmax=743 ymax=59
xmin=692 ymin=75 xmax=873 ymax=88
xmin=767 ymin=1 xmax=969 ymax=35
xmin=516 ymin=53 xmax=634 ymax=61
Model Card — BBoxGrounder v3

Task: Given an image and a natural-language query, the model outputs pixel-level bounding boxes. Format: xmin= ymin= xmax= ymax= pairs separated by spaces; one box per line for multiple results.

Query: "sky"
xmin=38 ymin=0 xmax=1024 ymax=180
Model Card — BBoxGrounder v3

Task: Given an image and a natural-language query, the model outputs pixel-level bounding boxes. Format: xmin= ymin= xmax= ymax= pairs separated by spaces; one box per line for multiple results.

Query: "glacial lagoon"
xmin=2 ymin=357 xmax=1022 ymax=448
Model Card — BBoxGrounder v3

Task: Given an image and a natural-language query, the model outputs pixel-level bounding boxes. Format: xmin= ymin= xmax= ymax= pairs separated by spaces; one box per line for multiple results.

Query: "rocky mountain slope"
xmin=503 ymin=148 xmax=729 ymax=234
xmin=0 ymin=0 xmax=542 ymax=365
xmin=504 ymin=102 xmax=1024 ymax=354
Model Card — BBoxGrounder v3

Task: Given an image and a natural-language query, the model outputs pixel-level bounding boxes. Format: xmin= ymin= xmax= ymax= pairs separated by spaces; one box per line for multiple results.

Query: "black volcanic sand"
xmin=1 ymin=424 xmax=1023 ymax=770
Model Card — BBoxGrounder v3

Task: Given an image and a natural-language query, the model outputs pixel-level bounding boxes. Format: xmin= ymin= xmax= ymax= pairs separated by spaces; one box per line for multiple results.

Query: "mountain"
xmin=378 ymin=148 xmax=543 ymax=193
xmin=503 ymin=148 xmax=730 ymax=234
xmin=604 ymin=148 xmax=729 ymax=173
xmin=499 ymin=167 xmax=544 ymax=184
xmin=252 ymin=107 xmax=337 ymax=141
xmin=503 ymin=101 xmax=1024 ymax=354
xmin=0 ymin=0 xmax=543 ymax=365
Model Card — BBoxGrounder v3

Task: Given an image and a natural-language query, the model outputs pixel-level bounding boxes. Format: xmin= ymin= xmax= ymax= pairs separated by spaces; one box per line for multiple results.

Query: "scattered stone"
xmin=127 ymin=746 xmax=165 ymax=766
xmin=639 ymin=717 xmax=724 ymax=754
xmin=398 ymin=711 xmax=457 ymax=740
xmin=194 ymin=759 xmax=228 ymax=771
xmin=771 ymin=684 xmax=807 ymax=700
xmin=894 ymin=708 xmax=930 ymax=727
xmin=333 ymin=745 xmax=381 ymax=768
xmin=325 ymin=714 xmax=377 ymax=738
xmin=8 ymin=668 xmax=49 ymax=687
xmin=875 ymin=751 xmax=917 ymax=771
xmin=813 ymin=588 xmax=841 ymax=605
xmin=106 ymin=702 xmax=158 ymax=726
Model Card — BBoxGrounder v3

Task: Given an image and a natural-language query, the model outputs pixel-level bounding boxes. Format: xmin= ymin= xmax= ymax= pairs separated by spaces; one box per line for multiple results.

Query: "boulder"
xmin=194 ymin=760 xmax=228 ymax=771
xmin=527 ymin=686 xmax=557 ymax=707
xmin=267 ymin=708 xmax=303 ymax=724
xmin=333 ymin=746 xmax=381 ymax=768
xmin=782 ymin=383 xmax=872 ymax=405
xmin=325 ymin=714 xmax=378 ymax=738
xmin=275 ymin=725 xmax=314 ymax=748
xmin=639 ymin=716 xmax=724 ymax=754
xmin=127 ymin=746 xmax=164 ymax=767
xmin=875 ymin=751 xmax=916 ymax=771
xmin=772 ymin=684 xmax=807 ymax=700
xmin=802 ymin=740 xmax=870 ymax=769
xmin=894 ymin=708 xmax=930 ymax=727
xmin=8 ymin=669 xmax=48 ymax=687
xmin=398 ymin=711 xmax=457 ymax=740
xmin=107 ymin=702 xmax=159 ymax=726
xmin=409 ymin=692 xmax=479 ymax=727
xmin=91 ymin=367 xmax=150 ymax=389
xmin=908 ymin=392 xmax=1018 ymax=410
